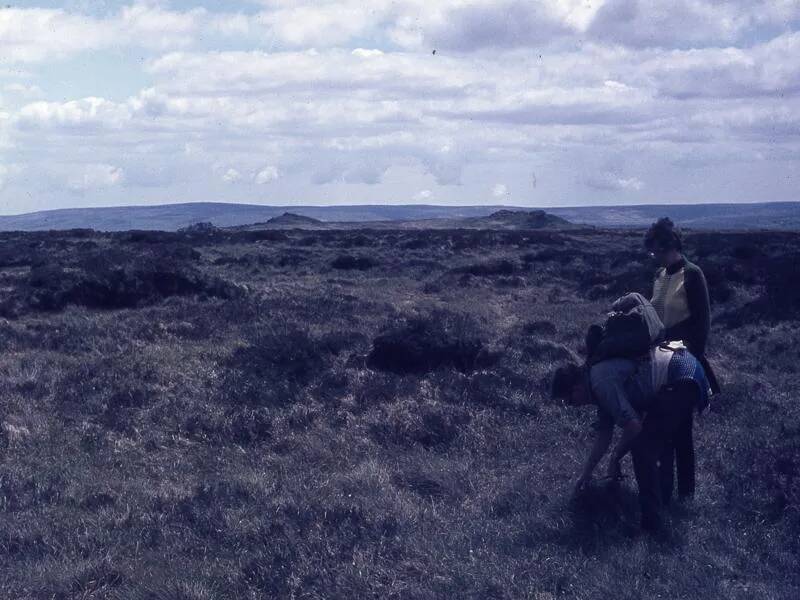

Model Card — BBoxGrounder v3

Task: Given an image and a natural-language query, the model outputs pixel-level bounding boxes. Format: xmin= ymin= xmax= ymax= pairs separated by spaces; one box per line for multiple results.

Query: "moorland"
xmin=0 ymin=216 xmax=798 ymax=599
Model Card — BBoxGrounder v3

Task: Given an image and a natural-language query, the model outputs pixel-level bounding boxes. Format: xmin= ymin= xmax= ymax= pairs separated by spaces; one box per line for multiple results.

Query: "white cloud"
xmin=352 ymin=48 xmax=384 ymax=58
xmin=17 ymin=97 xmax=131 ymax=130
xmin=118 ymin=3 xmax=206 ymax=50
xmin=586 ymin=0 xmax=800 ymax=49
xmin=222 ymin=168 xmax=242 ymax=183
xmin=66 ymin=164 xmax=124 ymax=192
xmin=583 ymin=172 xmax=644 ymax=191
xmin=254 ymin=165 xmax=279 ymax=184
xmin=1 ymin=1 xmax=799 ymax=211
xmin=343 ymin=162 xmax=388 ymax=185
xmin=492 ymin=183 xmax=509 ymax=198
xmin=394 ymin=0 xmax=573 ymax=51
xmin=256 ymin=4 xmax=377 ymax=47
xmin=0 ymin=8 xmax=114 ymax=63
xmin=2 ymin=1 xmax=797 ymax=70
xmin=0 ymin=4 xmax=265 ymax=64
xmin=646 ymin=32 xmax=800 ymax=99
xmin=413 ymin=189 xmax=433 ymax=201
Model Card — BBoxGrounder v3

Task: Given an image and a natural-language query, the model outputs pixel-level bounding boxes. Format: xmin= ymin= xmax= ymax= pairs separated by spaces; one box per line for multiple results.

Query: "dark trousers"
xmin=630 ymin=380 xmax=698 ymax=530
xmin=659 ymin=409 xmax=695 ymax=503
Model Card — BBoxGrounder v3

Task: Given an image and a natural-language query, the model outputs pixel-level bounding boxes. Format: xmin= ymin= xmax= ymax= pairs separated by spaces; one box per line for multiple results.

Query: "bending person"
xmin=551 ymin=346 xmax=711 ymax=532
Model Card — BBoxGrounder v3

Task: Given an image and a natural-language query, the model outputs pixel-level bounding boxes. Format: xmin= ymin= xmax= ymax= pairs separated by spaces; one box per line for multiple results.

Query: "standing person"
xmin=550 ymin=345 xmax=711 ymax=533
xmin=644 ymin=217 xmax=720 ymax=505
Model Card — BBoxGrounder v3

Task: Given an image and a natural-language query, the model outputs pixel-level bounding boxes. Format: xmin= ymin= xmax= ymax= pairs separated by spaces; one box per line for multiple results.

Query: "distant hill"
xmin=548 ymin=202 xmax=800 ymax=230
xmin=264 ymin=212 xmax=324 ymax=227
xmin=465 ymin=209 xmax=576 ymax=230
xmin=227 ymin=208 xmax=575 ymax=232
xmin=0 ymin=201 xmax=797 ymax=231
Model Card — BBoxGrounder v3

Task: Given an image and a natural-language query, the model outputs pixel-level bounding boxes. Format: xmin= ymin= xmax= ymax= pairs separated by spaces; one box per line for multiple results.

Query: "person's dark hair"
xmin=551 ymin=362 xmax=584 ymax=401
xmin=644 ymin=217 xmax=682 ymax=252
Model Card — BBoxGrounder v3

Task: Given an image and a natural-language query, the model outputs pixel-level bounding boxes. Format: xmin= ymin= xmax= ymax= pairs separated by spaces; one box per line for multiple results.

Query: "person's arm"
xmin=575 ymin=427 xmax=613 ymax=495
xmin=683 ymin=265 xmax=710 ymax=355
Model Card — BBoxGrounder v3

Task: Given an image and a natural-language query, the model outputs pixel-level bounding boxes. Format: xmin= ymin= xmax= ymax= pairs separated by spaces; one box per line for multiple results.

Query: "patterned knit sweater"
xmin=650 ymin=256 xmax=711 ymax=356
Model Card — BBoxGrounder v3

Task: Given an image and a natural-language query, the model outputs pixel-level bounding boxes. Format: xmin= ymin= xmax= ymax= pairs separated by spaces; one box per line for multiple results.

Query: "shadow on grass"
xmin=516 ymin=483 xmax=641 ymax=553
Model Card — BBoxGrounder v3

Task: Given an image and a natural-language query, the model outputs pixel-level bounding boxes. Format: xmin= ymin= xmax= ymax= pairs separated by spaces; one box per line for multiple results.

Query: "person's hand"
xmin=573 ymin=474 xmax=591 ymax=497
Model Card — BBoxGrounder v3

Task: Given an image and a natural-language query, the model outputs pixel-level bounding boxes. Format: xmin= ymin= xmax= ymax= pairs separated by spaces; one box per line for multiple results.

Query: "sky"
xmin=0 ymin=0 xmax=798 ymax=214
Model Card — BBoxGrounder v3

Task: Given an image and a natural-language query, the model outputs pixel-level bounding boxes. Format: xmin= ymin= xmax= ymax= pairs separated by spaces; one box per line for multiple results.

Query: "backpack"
xmin=586 ymin=292 xmax=665 ymax=365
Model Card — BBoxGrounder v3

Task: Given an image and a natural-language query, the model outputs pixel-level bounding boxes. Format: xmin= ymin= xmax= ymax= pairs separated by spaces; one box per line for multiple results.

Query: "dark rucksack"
xmin=586 ymin=292 xmax=665 ymax=364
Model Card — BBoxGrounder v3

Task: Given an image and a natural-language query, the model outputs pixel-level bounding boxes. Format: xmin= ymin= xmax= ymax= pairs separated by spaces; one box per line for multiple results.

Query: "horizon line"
xmin=1 ymin=199 xmax=799 ymax=218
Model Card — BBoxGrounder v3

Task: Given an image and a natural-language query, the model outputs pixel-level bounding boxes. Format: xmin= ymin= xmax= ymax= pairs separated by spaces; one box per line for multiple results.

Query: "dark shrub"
xmin=277 ymin=252 xmax=307 ymax=268
xmin=26 ymin=265 xmax=73 ymax=310
xmin=463 ymin=371 xmax=507 ymax=407
xmin=762 ymin=254 xmax=800 ymax=317
xmin=451 ymin=231 xmax=486 ymax=251
xmin=178 ymin=222 xmax=218 ymax=234
xmin=293 ymin=235 xmax=318 ymax=246
xmin=214 ymin=254 xmax=252 ymax=267
xmin=222 ymin=325 xmax=327 ymax=407
xmin=339 ymin=234 xmax=373 ymax=248
xmin=521 ymin=339 xmax=575 ymax=363
xmin=400 ymin=236 xmax=429 ymax=250
xmin=96 ymin=386 xmax=149 ymax=431
xmin=228 ymin=325 xmax=323 ymax=384
xmin=422 ymin=281 xmax=442 ymax=294
xmin=331 ymin=254 xmax=378 ymax=270
xmin=153 ymin=243 xmax=201 ymax=262
xmin=60 ymin=228 xmax=96 ymax=239
xmin=76 ymin=241 xmax=99 ymax=251
xmin=584 ymin=267 xmax=651 ymax=300
xmin=713 ymin=283 xmax=734 ymax=304
xmin=691 ymin=236 xmax=718 ymax=259
xmin=122 ymin=230 xmax=180 ymax=244
xmin=496 ymin=275 xmax=525 ymax=287
xmin=367 ymin=311 xmax=495 ymax=374
xmin=76 ymin=260 xmax=237 ymax=309
xmin=16 ymin=256 xmax=241 ymax=315
xmin=523 ymin=320 xmax=557 ymax=337
xmin=236 ymin=230 xmax=288 ymax=243
xmin=522 ymin=248 xmax=570 ymax=263
xmin=0 ymin=244 xmax=41 ymax=267
xmin=731 ymin=243 xmax=763 ymax=261
xmin=406 ymin=405 xmax=467 ymax=448
xmin=317 ymin=330 xmax=367 ymax=355
xmin=455 ymin=259 xmax=516 ymax=277
xmin=719 ymin=252 xmax=800 ymax=326
xmin=697 ymin=261 xmax=734 ymax=303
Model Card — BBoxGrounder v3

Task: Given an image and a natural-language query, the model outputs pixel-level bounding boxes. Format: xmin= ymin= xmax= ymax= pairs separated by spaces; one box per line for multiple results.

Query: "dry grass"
xmin=0 ymin=226 xmax=797 ymax=599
